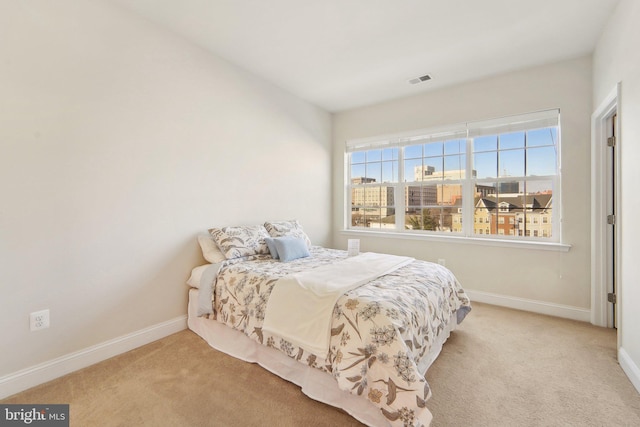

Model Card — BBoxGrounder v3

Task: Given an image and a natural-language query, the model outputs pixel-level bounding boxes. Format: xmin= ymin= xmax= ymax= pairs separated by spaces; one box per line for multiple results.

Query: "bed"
xmin=187 ymin=221 xmax=471 ymax=427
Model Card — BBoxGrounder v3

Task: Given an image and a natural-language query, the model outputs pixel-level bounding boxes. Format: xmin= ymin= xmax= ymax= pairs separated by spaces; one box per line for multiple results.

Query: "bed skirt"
xmin=187 ymin=288 xmax=458 ymax=426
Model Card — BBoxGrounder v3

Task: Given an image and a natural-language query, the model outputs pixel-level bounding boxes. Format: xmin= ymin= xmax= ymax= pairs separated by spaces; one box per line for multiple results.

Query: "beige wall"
xmin=593 ymin=0 xmax=640 ymax=390
xmin=333 ymin=56 xmax=592 ymax=309
xmin=0 ymin=0 xmax=331 ymax=377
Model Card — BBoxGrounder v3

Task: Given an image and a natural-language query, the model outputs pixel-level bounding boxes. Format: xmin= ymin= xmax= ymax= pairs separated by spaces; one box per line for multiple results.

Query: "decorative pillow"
xmin=264 ymin=220 xmax=312 ymax=248
xmin=265 ymin=237 xmax=279 ymax=259
xmin=186 ymin=264 xmax=211 ymax=289
xmin=209 ymin=225 xmax=270 ymax=260
xmin=197 ymin=233 xmax=226 ymax=263
xmin=273 ymin=236 xmax=311 ymax=262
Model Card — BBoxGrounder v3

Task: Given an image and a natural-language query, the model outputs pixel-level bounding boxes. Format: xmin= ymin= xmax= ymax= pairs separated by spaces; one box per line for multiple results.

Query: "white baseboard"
xmin=0 ymin=315 xmax=187 ymax=400
xmin=466 ymin=289 xmax=591 ymax=322
xmin=619 ymin=347 xmax=640 ymax=394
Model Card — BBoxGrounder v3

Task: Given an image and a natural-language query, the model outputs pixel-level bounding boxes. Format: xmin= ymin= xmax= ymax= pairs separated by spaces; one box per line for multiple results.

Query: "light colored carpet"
xmin=3 ymin=302 xmax=640 ymax=426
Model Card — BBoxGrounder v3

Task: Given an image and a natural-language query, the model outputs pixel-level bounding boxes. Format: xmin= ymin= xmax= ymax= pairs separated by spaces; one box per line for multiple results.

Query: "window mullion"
xmin=345 ymin=153 xmax=352 ymax=229
xmin=463 ymin=137 xmax=474 ymax=237
xmin=396 ymin=147 xmax=406 ymax=231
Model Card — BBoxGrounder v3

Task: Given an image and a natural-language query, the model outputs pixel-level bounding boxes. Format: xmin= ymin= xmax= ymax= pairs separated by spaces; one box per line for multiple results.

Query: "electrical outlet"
xmin=30 ymin=309 xmax=50 ymax=331
xmin=437 ymin=258 xmax=446 ymax=266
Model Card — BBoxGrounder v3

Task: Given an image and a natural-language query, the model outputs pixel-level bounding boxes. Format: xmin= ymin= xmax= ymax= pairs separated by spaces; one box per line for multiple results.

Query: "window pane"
xmin=498 ymin=181 xmax=520 ymax=193
xmin=444 ymin=155 xmax=466 ymax=179
xmin=474 ymin=135 xmax=497 ymax=152
xmin=424 ymin=142 xmax=443 ymax=157
xmin=406 ymin=185 xmax=423 ymax=207
xmin=512 ymin=208 xmax=526 ymax=236
xmin=381 ymin=161 xmax=398 ymax=183
xmin=524 ymin=179 xmax=553 ymax=196
xmin=475 ymin=182 xmax=498 ymax=198
xmin=444 ymin=207 xmax=462 ymax=233
xmin=407 ymin=185 xmax=439 ymax=208
xmin=351 ymin=209 xmax=365 ymax=227
xmin=527 ymin=146 xmax=556 ymax=176
xmin=404 ymin=158 xmax=423 ymax=181
xmin=524 ymin=182 xmax=552 ymax=238
xmin=351 ymin=151 xmax=366 ymax=164
xmin=405 ymin=144 xmax=422 ymax=159
xmin=499 ymin=132 xmax=525 ymax=149
xmin=422 ymin=158 xmax=442 ymax=179
xmin=351 ymin=164 xmax=366 ymax=180
xmin=540 ymin=208 xmax=552 ymax=238
xmin=439 ymin=207 xmax=454 ymax=232
xmin=405 ymin=208 xmax=421 ymax=230
xmin=427 ymin=208 xmax=442 ymax=231
xmin=382 ymin=186 xmax=395 ymax=207
xmin=474 ymin=152 xmax=498 ymax=179
xmin=366 ymin=149 xmax=382 ymax=162
xmin=440 ymin=183 xmax=463 ymax=205
xmin=527 ymin=128 xmax=557 ymax=147
xmin=366 ymin=162 xmax=382 ymax=183
xmin=473 ymin=205 xmax=490 ymax=235
xmin=405 ymin=208 xmax=440 ymax=231
xmin=444 ymin=139 xmax=464 ymax=155
xmin=366 ymin=186 xmax=381 ymax=205
xmin=382 ymin=147 xmax=399 ymax=161
xmin=365 ymin=208 xmax=381 ymax=228
xmin=351 ymin=188 xmax=363 ymax=207
xmin=424 ymin=185 xmax=439 ymax=206
xmin=499 ymin=149 xmax=524 ymax=177
xmin=496 ymin=161 xmax=554 ymax=240
xmin=380 ymin=207 xmax=395 ymax=229
xmin=475 ymin=184 xmax=529 ymax=237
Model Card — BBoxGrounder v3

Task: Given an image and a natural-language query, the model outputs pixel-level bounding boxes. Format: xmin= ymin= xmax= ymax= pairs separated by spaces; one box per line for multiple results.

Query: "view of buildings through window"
xmin=347 ymin=112 xmax=558 ymax=240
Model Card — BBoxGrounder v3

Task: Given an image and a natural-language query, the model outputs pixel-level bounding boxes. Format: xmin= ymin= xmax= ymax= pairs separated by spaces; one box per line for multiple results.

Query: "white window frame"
xmin=344 ymin=110 xmax=569 ymax=250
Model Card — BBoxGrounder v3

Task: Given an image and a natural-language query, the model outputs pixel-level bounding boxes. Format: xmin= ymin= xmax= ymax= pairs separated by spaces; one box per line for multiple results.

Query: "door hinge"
xmin=607 ymin=292 xmax=617 ymax=304
xmin=607 ymin=136 xmax=616 ymax=147
xmin=607 ymin=214 xmax=616 ymax=225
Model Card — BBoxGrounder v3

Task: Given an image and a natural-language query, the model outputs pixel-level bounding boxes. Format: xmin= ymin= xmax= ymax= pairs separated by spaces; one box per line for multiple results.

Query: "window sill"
xmin=339 ymin=229 xmax=571 ymax=252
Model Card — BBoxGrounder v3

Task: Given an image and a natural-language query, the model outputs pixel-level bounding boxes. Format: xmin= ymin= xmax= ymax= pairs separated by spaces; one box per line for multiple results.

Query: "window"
xmin=403 ymin=137 xmax=465 ymax=231
xmin=349 ymin=148 xmax=399 ymax=229
xmin=346 ymin=109 xmax=560 ymax=242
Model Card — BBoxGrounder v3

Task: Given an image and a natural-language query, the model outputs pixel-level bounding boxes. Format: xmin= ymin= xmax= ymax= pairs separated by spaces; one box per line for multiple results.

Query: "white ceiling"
xmin=113 ymin=0 xmax=619 ymax=112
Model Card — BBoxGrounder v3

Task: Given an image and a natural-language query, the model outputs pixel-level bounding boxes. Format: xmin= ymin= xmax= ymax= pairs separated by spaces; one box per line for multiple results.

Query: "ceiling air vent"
xmin=408 ymin=74 xmax=432 ymax=85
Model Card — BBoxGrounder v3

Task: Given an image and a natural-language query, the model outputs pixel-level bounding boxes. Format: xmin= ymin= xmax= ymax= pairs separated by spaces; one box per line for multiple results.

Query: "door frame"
xmin=591 ymin=83 xmax=621 ymax=337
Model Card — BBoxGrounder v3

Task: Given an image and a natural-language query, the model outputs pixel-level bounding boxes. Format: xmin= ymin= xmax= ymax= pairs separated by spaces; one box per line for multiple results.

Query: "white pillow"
xmin=197 ymin=233 xmax=226 ymax=263
xmin=187 ymin=264 xmax=212 ymax=289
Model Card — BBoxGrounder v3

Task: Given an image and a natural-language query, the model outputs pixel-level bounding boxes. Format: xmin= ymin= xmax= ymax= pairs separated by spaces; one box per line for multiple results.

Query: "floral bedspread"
xmin=210 ymin=247 xmax=471 ymax=427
